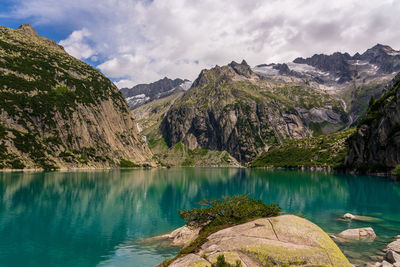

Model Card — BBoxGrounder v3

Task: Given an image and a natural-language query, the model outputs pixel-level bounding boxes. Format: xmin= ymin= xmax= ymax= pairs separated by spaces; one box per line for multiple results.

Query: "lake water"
xmin=0 ymin=168 xmax=399 ymax=266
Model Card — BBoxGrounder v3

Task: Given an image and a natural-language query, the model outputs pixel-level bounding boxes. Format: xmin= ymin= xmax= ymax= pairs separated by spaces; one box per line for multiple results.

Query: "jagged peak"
xmin=17 ymin=24 xmax=38 ymax=36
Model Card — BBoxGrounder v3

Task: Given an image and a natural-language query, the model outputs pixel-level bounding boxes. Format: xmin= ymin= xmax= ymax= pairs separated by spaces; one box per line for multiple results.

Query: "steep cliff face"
xmin=0 ymin=25 xmax=153 ymax=169
xmin=161 ymin=61 xmax=348 ymax=163
xmin=346 ymin=73 xmax=400 ymax=170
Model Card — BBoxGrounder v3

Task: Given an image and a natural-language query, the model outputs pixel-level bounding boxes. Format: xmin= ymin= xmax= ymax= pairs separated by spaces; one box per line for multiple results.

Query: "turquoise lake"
xmin=0 ymin=168 xmax=399 ymax=266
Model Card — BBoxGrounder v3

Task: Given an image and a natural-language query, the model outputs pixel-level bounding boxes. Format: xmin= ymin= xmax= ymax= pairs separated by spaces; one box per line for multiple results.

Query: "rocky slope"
xmin=250 ymin=128 xmax=355 ymax=168
xmin=255 ymin=44 xmax=399 ymax=124
xmin=0 ymin=24 xmax=153 ymax=169
xmin=132 ymin=92 xmax=239 ymax=167
xmin=346 ymin=73 xmax=400 ymax=172
xmin=120 ymin=77 xmax=192 ymax=109
xmin=161 ymin=60 xmax=349 ymax=163
xmin=162 ymin=215 xmax=351 ymax=267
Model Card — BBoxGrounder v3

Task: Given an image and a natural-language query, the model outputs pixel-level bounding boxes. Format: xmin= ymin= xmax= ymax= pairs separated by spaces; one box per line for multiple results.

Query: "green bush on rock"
xmin=179 ymin=194 xmax=280 ymax=228
xmin=162 ymin=195 xmax=280 ymax=266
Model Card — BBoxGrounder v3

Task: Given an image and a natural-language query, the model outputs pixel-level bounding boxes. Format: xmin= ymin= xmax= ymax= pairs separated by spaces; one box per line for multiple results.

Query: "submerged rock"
xmin=164 ymin=215 xmax=351 ymax=266
xmin=337 ymin=227 xmax=376 ymax=240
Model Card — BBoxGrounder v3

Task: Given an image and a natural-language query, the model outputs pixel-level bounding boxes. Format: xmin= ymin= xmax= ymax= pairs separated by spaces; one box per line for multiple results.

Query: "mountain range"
xmin=1 ymin=24 xmax=400 ymax=172
xmin=130 ymin=44 xmax=399 ymax=165
xmin=120 ymin=77 xmax=192 ymax=109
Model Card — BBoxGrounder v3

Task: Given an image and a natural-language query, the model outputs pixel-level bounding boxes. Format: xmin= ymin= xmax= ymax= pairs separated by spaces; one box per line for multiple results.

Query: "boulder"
xmin=386 ymin=250 xmax=400 ymax=264
xmin=338 ymin=227 xmax=376 ymax=240
xmin=165 ymin=215 xmax=351 ymax=266
xmin=343 ymin=213 xmax=356 ymax=219
xmin=382 ymin=260 xmax=393 ymax=267
xmin=388 ymin=240 xmax=400 ymax=254
xmin=156 ymin=225 xmax=200 ymax=246
xmin=169 ymin=254 xmax=210 ymax=267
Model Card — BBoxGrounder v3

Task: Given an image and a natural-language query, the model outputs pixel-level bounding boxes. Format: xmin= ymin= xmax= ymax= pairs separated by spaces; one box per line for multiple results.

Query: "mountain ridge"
xmin=0 ymin=25 xmax=153 ymax=169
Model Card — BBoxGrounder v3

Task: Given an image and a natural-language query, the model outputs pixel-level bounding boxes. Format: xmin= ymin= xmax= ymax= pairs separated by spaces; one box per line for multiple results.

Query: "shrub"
xmin=179 ymin=194 xmax=280 ymax=228
xmin=162 ymin=195 xmax=280 ymax=266
xmin=119 ymin=159 xmax=140 ymax=168
xmin=393 ymin=165 xmax=400 ymax=177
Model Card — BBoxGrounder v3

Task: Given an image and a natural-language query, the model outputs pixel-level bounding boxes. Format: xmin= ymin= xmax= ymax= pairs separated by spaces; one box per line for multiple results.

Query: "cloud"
xmin=4 ymin=0 xmax=400 ymax=85
xmin=113 ymin=79 xmax=137 ymax=89
xmin=59 ymin=28 xmax=96 ymax=59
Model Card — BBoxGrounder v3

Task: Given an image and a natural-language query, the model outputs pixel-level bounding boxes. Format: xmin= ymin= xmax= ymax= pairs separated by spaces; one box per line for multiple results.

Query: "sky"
xmin=1 ymin=0 xmax=400 ymax=88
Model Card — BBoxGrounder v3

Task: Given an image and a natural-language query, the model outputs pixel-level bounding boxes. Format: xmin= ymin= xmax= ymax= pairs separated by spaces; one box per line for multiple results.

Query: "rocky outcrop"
xmin=120 ymin=77 xmax=191 ymax=109
xmin=0 ymin=25 xmax=153 ymax=169
xmin=337 ymin=227 xmax=376 ymax=240
xmin=346 ymin=73 xmax=400 ymax=171
xmin=161 ymin=61 xmax=348 ymax=163
xmin=164 ymin=215 xmax=351 ymax=266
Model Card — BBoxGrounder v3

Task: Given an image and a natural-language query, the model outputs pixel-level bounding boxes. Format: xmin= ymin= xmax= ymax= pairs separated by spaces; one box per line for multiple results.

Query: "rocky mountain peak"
xmin=228 ymin=60 xmax=253 ymax=78
xmin=17 ymin=24 xmax=38 ymax=36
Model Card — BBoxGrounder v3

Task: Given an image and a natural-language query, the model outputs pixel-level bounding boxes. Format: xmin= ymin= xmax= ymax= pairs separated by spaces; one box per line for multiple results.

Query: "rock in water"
xmin=343 ymin=213 xmax=356 ymax=219
xmin=338 ymin=227 xmax=376 ymax=240
xmin=0 ymin=25 xmax=153 ymax=169
xmin=165 ymin=215 xmax=351 ymax=266
xmin=388 ymin=240 xmax=400 ymax=254
xmin=386 ymin=250 xmax=400 ymax=264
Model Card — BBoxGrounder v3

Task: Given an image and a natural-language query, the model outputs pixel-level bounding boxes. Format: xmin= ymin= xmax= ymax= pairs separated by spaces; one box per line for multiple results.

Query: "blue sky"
xmin=1 ymin=0 xmax=400 ymax=88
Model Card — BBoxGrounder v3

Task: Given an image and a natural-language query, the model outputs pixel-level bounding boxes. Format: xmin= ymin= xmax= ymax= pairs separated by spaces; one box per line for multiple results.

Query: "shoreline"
xmin=1 ymin=165 xmax=399 ymax=180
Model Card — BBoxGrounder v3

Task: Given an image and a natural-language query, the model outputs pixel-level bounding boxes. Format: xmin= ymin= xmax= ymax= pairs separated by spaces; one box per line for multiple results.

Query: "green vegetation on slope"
xmin=162 ymin=195 xmax=280 ymax=266
xmin=0 ymin=25 xmax=148 ymax=169
xmin=250 ymin=128 xmax=356 ymax=168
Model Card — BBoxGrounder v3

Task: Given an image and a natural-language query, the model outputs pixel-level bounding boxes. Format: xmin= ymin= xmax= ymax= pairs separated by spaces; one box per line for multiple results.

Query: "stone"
xmin=388 ymin=240 xmax=400 ymax=254
xmin=169 ymin=254 xmax=211 ymax=267
xmin=343 ymin=213 xmax=356 ymax=219
xmin=338 ymin=227 xmax=376 ymax=240
xmin=386 ymin=250 xmax=400 ymax=264
xmin=382 ymin=260 xmax=393 ymax=267
xmin=164 ymin=215 xmax=352 ymax=266
xmin=156 ymin=225 xmax=201 ymax=247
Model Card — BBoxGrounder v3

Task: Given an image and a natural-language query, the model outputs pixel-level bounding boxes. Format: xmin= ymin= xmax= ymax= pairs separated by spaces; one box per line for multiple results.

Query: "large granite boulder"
xmin=167 ymin=215 xmax=351 ymax=266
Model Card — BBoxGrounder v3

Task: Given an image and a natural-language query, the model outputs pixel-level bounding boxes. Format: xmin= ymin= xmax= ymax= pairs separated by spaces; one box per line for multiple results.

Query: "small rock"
xmin=338 ymin=227 xmax=376 ymax=239
xmin=343 ymin=213 xmax=356 ymax=219
xmin=387 ymin=240 xmax=400 ymax=254
xmin=395 ymin=235 xmax=400 ymax=240
xmin=386 ymin=250 xmax=400 ymax=264
xmin=381 ymin=260 xmax=393 ymax=267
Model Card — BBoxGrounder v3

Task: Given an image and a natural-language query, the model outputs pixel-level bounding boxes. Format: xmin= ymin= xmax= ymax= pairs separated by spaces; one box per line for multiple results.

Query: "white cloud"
xmin=59 ymin=28 xmax=96 ymax=59
xmin=113 ymin=79 xmax=136 ymax=89
xmin=5 ymin=0 xmax=400 ymax=85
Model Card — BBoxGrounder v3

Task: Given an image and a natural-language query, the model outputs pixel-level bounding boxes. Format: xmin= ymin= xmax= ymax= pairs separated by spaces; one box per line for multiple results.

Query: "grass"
xmin=250 ymin=128 xmax=355 ymax=168
xmin=119 ymin=159 xmax=140 ymax=168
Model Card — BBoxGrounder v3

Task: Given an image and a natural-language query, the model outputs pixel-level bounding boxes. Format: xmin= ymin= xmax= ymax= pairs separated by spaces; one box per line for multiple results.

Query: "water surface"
xmin=0 ymin=168 xmax=399 ymax=266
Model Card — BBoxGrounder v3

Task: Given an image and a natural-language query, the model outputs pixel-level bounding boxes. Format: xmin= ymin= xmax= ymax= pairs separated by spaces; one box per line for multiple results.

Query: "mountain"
xmin=346 ymin=73 xmax=400 ymax=172
xmin=161 ymin=60 xmax=349 ymax=163
xmin=120 ymin=77 xmax=192 ymax=109
xmin=132 ymin=92 xmax=239 ymax=167
xmin=0 ymin=24 xmax=153 ymax=169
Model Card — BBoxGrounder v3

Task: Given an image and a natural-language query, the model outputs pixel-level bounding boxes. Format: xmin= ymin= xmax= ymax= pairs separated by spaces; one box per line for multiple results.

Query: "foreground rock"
xmin=387 ymin=239 xmax=400 ymax=254
xmin=385 ymin=250 xmax=400 ymax=264
xmin=157 ymin=225 xmax=200 ymax=246
xmin=337 ymin=227 xmax=376 ymax=240
xmin=166 ymin=215 xmax=351 ymax=266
